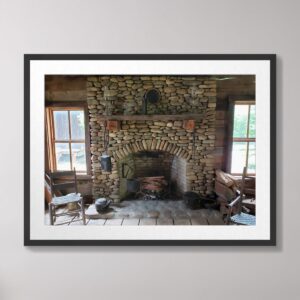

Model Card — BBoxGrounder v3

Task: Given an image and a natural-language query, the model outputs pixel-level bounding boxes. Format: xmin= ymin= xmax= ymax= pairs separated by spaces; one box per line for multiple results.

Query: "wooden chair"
xmin=46 ymin=169 xmax=86 ymax=225
xmin=226 ymin=167 xmax=256 ymax=225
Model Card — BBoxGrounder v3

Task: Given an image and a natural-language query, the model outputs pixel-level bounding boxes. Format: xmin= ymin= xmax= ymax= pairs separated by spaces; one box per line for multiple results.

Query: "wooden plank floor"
xmin=45 ymin=214 xmax=225 ymax=226
xmin=45 ymin=203 xmax=226 ymax=226
xmin=81 ymin=216 xmax=224 ymax=226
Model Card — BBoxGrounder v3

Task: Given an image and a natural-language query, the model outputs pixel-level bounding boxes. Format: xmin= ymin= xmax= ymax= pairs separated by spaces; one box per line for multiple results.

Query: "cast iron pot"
xmin=183 ymin=191 xmax=202 ymax=209
xmin=202 ymin=198 xmax=219 ymax=210
xmin=95 ymin=198 xmax=111 ymax=213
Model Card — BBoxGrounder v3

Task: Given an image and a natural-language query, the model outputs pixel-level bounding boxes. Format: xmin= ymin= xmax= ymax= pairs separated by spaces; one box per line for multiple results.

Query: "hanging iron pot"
xmin=100 ymin=154 xmax=112 ymax=172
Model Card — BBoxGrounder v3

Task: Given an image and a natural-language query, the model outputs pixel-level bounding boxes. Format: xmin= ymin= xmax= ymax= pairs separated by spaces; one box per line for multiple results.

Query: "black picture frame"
xmin=24 ymin=54 xmax=276 ymax=246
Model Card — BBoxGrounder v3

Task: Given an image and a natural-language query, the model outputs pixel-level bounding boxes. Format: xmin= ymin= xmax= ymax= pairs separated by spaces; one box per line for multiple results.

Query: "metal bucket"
xmin=100 ymin=155 xmax=112 ymax=172
xmin=126 ymin=179 xmax=140 ymax=193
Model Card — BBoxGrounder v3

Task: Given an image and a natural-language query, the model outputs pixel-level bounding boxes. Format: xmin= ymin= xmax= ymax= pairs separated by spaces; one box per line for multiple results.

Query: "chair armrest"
xmin=225 ymin=195 xmax=242 ymax=224
xmin=228 ymin=195 xmax=242 ymax=208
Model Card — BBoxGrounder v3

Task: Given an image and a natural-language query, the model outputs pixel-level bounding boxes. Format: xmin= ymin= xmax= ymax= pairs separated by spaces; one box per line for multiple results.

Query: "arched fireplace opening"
xmin=117 ymin=151 xmax=188 ymax=200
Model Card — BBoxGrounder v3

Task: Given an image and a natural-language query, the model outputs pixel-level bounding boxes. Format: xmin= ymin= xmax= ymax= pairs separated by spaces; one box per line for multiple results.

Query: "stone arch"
xmin=111 ymin=140 xmax=193 ymax=201
xmin=111 ymin=139 xmax=191 ymax=162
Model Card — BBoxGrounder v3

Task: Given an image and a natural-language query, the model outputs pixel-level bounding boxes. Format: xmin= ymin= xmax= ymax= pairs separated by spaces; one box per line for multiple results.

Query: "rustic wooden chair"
xmin=46 ymin=169 xmax=86 ymax=225
xmin=226 ymin=167 xmax=256 ymax=225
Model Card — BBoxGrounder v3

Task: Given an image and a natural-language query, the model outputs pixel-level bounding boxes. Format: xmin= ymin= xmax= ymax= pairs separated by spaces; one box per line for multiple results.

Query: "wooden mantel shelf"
xmin=97 ymin=113 xmax=204 ymax=121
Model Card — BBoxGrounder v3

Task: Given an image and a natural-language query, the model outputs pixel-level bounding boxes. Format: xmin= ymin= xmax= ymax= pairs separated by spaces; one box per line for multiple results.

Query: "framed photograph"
xmin=24 ymin=54 xmax=276 ymax=246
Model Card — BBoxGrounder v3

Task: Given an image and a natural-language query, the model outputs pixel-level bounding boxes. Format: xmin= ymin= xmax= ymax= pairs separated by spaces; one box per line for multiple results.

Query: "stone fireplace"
xmin=87 ymin=75 xmax=217 ymax=202
xmin=117 ymin=150 xmax=187 ymax=200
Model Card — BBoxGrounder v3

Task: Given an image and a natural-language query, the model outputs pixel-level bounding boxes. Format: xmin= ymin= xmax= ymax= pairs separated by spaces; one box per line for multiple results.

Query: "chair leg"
xmin=49 ymin=203 xmax=54 ymax=225
xmin=81 ymin=199 xmax=86 ymax=225
xmin=225 ymin=206 xmax=232 ymax=225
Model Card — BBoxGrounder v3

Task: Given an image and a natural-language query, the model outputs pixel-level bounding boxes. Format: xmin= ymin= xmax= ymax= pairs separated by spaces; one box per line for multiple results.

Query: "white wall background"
xmin=0 ymin=0 xmax=298 ymax=299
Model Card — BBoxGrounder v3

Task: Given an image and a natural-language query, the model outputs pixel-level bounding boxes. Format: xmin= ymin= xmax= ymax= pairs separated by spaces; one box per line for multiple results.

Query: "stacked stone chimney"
xmin=87 ymin=75 xmax=216 ymax=201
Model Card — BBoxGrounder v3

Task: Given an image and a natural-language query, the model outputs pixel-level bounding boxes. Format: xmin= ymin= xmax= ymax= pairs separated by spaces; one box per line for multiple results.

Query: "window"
xmin=230 ymin=102 xmax=255 ymax=175
xmin=46 ymin=105 xmax=90 ymax=174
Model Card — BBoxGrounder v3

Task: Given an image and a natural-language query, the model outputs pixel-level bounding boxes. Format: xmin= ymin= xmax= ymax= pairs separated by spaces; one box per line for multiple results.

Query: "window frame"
xmin=45 ymin=102 xmax=91 ymax=177
xmin=227 ymin=98 xmax=256 ymax=176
